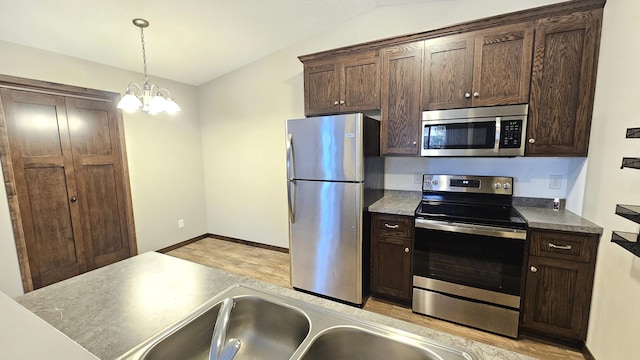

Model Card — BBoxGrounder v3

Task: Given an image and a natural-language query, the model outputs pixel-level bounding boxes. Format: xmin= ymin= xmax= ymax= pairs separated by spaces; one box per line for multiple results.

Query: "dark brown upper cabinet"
xmin=298 ymin=0 xmax=606 ymax=158
xmin=422 ymin=23 xmax=534 ymax=110
xmin=303 ymin=50 xmax=380 ymax=116
xmin=526 ymin=9 xmax=603 ymax=157
xmin=380 ymin=41 xmax=423 ymax=155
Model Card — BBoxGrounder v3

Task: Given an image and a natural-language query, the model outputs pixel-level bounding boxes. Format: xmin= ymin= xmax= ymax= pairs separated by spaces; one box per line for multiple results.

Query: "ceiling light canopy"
xmin=117 ymin=18 xmax=180 ymax=115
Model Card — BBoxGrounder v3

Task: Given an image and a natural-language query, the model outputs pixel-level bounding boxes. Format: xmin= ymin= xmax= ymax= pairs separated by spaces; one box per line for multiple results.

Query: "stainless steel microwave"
xmin=421 ymin=104 xmax=528 ymax=157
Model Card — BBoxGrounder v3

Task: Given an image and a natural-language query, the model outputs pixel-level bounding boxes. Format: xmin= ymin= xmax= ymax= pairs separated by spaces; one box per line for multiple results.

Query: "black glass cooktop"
xmin=416 ymin=193 xmax=527 ymax=230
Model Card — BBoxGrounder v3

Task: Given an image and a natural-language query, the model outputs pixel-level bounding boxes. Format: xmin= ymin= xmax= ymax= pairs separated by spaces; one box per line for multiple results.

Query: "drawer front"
xmin=529 ymin=230 xmax=598 ymax=263
xmin=372 ymin=214 xmax=413 ymax=239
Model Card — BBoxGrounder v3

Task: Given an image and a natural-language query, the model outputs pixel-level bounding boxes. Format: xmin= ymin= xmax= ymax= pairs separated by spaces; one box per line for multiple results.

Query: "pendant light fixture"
xmin=117 ymin=18 xmax=180 ymax=115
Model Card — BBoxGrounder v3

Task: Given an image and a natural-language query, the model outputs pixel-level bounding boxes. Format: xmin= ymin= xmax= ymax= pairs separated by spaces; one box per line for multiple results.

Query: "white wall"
xmin=581 ymin=0 xmax=640 ymax=358
xmin=385 ymin=157 xmax=580 ymax=197
xmin=198 ymin=0 xmax=567 ymax=248
xmin=0 ymin=40 xmax=208 ymax=296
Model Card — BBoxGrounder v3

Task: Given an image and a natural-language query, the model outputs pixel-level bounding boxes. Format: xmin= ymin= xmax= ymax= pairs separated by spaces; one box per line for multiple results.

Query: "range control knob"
xmin=431 ymin=179 xmax=440 ymax=186
xmin=424 ymin=179 xmax=431 ymax=186
xmin=494 ymin=182 xmax=501 ymax=189
xmin=503 ymin=183 xmax=511 ymax=190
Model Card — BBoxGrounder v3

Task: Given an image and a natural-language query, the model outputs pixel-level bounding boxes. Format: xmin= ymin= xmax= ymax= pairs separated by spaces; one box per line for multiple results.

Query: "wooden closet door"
xmin=0 ymin=88 xmax=87 ymax=288
xmin=65 ymin=97 xmax=131 ymax=269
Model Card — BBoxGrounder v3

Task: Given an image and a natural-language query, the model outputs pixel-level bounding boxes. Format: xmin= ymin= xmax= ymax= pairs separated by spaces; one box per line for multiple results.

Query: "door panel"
xmin=66 ymin=97 xmax=130 ymax=269
xmin=473 ymin=24 xmax=533 ymax=107
xmin=286 ymin=114 xmax=362 ymax=182
xmin=341 ymin=55 xmax=380 ymax=112
xmin=380 ymin=41 xmax=423 ymax=155
xmin=0 ymin=88 xmax=86 ymax=289
xmin=423 ymin=37 xmax=474 ymax=110
xmin=25 ymin=167 xmax=80 ymax=285
xmin=289 ymin=180 xmax=362 ymax=304
xmin=14 ymin=102 xmax=64 ymax=157
xmin=304 ymin=61 xmax=340 ymax=116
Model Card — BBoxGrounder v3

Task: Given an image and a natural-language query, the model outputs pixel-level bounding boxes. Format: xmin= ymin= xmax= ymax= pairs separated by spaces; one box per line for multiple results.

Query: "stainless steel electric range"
xmin=412 ymin=174 xmax=527 ymax=338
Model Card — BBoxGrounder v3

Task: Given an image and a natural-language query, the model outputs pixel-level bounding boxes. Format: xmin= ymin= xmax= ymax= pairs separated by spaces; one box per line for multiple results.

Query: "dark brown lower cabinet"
xmin=521 ymin=229 xmax=599 ymax=344
xmin=370 ymin=213 xmax=413 ymax=303
xmin=0 ymin=78 xmax=135 ymax=291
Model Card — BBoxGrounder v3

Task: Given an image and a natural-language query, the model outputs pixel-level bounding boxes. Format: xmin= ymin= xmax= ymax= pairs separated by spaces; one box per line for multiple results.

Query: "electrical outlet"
xmin=414 ymin=172 xmax=423 ymax=184
xmin=178 ymin=219 xmax=185 ymax=229
xmin=549 ymin=175 xmax=562 ymax=190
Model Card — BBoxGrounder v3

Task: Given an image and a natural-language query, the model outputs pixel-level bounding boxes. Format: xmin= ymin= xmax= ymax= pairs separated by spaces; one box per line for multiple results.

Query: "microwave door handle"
xmin=494 ymin=118 xmax=501 ymax=154
xmin=286 ymin=133 xmax=295 ymax=223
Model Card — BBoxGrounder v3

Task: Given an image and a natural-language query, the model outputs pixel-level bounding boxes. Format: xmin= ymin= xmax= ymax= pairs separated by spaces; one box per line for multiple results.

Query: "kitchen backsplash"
xmin=384 ymin=156 xmax=587 ymax=205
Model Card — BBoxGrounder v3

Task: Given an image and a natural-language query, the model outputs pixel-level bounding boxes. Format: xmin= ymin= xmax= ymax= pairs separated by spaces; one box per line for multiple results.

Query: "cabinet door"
xmin=371 ymin=235 xmax=412 ymax=302
xmin=66 ymin=98 xmax=132 ymax=270
xmin=522 ymin=256 xmax=591 ymax=341
xmin=527 ymin=9 xmax=602 ymax=156
xmin=472 ymin=23 xmax=533 ymax=107
xmin=380 ymin=41 xmax=423 ymax=155
xmin=340 ymin=54 xmax=380 ymax=112
xmin=304 ymin=60 xmax=340 ymax=116
xmin=422 ymin=36 xmax=474 ymax=110
xmin=0 ymin=89 xmax=87 ymax=289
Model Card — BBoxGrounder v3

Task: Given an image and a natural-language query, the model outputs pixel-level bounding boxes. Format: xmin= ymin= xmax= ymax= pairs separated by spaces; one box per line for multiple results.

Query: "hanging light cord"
xmin=140 ymin=25 xmax=149 ymax=85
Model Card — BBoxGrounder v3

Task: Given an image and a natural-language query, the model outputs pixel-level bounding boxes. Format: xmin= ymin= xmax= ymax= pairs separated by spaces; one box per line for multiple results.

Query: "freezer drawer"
xmin=289 ymin=180 xmax=363 ymax=304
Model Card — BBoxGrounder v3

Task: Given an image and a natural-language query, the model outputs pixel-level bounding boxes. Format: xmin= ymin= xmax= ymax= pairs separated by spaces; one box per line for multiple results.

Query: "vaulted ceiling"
xmin=0 ymin=0 xmax=445 ymax=85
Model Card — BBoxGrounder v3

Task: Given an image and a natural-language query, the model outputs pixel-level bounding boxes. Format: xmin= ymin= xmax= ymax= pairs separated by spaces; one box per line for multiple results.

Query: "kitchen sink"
xmin=299 ymin=326 xmax=468 ymax=360
xmin=118 ymin=284 xmax=477 ymax=360
xmin=121 ymin=294 xmax=310 ymax=360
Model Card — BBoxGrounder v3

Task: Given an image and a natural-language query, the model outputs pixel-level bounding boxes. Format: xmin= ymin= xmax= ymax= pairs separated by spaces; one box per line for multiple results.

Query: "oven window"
xmin=426 ymin=121 xmax=495 ymax=149
xmin=413 ymin=227 xmax=524 ymax=296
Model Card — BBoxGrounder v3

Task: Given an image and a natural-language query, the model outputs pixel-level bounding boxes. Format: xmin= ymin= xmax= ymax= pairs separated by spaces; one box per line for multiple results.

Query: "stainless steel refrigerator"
xmin=285 ymin=113 xmax=384 ymax=306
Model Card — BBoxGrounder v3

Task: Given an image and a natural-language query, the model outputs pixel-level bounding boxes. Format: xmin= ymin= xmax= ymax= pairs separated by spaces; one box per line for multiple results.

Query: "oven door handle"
xmin=414 ymin=218 xmax=527 ymax=240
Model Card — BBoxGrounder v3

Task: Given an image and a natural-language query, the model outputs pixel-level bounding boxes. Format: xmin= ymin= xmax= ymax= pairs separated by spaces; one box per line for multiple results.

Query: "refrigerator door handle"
xmin=286 ymin=133 xmax=295 ymax=223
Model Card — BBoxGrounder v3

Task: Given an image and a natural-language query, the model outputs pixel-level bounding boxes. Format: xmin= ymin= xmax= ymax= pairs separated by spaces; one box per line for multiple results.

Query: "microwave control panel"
xmin=499 ymin=120 xmax=523 ymax=148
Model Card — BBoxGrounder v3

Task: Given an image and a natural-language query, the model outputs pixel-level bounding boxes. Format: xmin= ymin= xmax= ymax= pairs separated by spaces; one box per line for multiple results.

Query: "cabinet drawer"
xmin=529 ymin=230 xmax=598 ymax=263
xmin=372 ymin=214 xmax=413 ymax=239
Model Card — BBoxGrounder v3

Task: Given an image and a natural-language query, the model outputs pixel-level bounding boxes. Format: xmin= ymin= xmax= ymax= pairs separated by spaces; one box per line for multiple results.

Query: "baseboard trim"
xmin=208 ymin=233 xmax=289 ymax=254
xmin=582 ymin=344 xmax=596 ymax=360
xmin=156 ymin=234 xmax=211 ymax=253
xmin=156 ymin=233 xmax=289 ymax=254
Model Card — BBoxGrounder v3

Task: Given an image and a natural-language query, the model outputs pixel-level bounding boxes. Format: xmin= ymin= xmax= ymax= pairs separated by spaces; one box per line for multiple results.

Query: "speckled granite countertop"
xmin=368 ymin=190 xmax=421 ymax=216
xmin=515 ymin=207 xmax=603 ymax=234
xmin=368 ymin=190 xmax=603 ymax=235
xmin=15 ymin=252 xmax=536 ymax=360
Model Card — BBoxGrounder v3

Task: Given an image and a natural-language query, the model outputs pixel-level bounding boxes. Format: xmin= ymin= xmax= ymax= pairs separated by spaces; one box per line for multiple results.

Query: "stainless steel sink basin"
xmin=121 ymin=294 xmax=310 ymax=360
xmin=299 ymin=326 xmax=472 ymax=360
xmin=118 ymin=285 xmax=477 ymax=360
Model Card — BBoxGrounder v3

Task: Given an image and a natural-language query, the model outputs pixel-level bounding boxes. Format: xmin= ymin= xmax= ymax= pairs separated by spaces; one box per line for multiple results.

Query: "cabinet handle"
xmin=528 ymin=138 xmax=535 ymax=144
xmin=70 ymin=196 xmax=78 ymax=203
xmin=464 ymin=93 xmax=471 ymax=99
xmin=339 ymin=100 xmax=345 ymax=105
xmin=384 ymin=223 xmax=399 ymax=229
xmin=412 ymin=141 xmax=417 ymax=145
xmin=404 ymin=247 xmax=410 ymax=253
xmin=334 ymin=101 xmax=339 ymax=105
xmin=530 ymin=266 xmax=538 ymax=273
xmin=549 ymin=243 xmax=572 ymax=250
xmin=473 ymin=92 xmax=480 ymax=98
